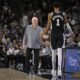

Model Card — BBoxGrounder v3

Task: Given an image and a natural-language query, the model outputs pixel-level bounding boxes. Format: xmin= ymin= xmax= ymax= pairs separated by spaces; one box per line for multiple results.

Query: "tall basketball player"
xmin=41 ymin=2 xmax=74 ymax=79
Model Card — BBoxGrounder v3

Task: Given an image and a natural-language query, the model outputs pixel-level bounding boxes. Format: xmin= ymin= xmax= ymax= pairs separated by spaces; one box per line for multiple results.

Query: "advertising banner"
xmin=65 ymin=48 xmax=80 ymax=73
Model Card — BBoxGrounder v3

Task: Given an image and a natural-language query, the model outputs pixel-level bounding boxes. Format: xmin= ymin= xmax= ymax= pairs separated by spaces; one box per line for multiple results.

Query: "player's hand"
xmin=42 ymin=34 xmax=49 ymax=41
xmin=42 ymin=34 xmax=49 ymax=39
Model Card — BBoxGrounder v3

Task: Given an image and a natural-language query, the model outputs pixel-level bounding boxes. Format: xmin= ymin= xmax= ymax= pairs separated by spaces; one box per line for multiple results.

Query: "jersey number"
xmin=56 ymin=19 xmax=60 ymax=26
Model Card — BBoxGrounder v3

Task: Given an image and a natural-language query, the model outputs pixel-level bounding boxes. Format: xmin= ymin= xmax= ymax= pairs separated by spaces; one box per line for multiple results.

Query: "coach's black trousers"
xmin=26 ymin=48 xmax=40 ymax=74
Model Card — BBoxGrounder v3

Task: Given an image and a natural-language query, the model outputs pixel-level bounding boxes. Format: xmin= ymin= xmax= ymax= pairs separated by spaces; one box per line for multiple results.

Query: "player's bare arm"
xmin=40 ymin=12 xmax=53 ymax=39
xmin=42 ymin=12 xmax=53 ymax=35
xmin=40 ymin=12 xmax=52 ymax=40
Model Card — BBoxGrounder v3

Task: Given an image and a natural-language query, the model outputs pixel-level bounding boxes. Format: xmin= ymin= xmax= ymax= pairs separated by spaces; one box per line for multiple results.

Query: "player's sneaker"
xmin=57 ymin=70 xmax=62 ymax=79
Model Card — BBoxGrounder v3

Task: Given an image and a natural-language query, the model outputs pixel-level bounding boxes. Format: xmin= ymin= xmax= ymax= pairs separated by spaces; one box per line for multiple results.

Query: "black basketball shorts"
xmin=51 ymin=34 xmax=64 ymax=49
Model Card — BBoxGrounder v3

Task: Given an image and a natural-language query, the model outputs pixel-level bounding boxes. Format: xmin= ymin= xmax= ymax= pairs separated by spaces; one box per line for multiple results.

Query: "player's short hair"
xmin=53 ymin=2 xmax=61 ymax=8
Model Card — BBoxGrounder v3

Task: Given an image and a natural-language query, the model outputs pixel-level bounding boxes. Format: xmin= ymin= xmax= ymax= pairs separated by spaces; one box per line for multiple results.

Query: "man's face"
xmin=32 ymin=17 xmax=38 ymax=27
xmin=54 ymin=7 xmax=60 ymax=11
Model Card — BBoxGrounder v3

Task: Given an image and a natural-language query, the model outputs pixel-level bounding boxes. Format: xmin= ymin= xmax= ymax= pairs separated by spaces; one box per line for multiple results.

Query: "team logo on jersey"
xmin=52 ymin=15 xmax=63 ymax=20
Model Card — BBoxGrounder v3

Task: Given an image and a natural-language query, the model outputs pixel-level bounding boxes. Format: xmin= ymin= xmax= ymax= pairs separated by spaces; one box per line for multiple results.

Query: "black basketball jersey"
xmin=51 ymin=12 xmax=64 ymax=35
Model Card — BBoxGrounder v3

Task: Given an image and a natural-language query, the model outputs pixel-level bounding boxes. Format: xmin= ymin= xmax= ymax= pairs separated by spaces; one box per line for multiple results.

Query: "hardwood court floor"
xmin=0 ymin=68 xmax=48 ymax=80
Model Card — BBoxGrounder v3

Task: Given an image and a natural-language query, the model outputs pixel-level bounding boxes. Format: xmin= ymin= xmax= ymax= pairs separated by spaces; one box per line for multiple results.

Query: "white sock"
xmin=52 ymin=49 xmax=57 ymax=71
xmin=57 ymin=48 xmax=62 ymax=75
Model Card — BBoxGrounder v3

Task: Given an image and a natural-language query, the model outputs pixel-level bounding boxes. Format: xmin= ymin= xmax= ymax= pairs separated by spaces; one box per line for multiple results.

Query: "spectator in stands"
xmin=7 ymin=43 xmax=15 ymax=68
xmin=1 ymin=32 xmax=7 ymax=45
xmin=77 ymin=33 xmax=80 ymax=46
xmin=14 ymin=44 xmax=20 ymax=70
xmin=66 ymin=36 xmax=75 ymax=47
xmin=6 ymin=38 xmax=12 ymax=50
xmin=22 ymin=13 xmax=29 ymax=32
xmin=40 ymin=40 xmax=52 ymax=69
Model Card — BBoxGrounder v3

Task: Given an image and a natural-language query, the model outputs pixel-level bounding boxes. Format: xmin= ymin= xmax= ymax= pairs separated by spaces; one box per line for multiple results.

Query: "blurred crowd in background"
xmin=0 ymin=0 xmax=80 ymax=71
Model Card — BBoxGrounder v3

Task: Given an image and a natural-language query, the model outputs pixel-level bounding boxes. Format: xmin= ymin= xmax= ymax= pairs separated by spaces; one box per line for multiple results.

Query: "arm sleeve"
xmin=66 ymin=23 xmax=74 ymax=35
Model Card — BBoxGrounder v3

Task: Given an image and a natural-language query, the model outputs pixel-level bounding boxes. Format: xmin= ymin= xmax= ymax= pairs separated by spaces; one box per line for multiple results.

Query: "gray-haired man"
xmin=23 ymin=17 xmax=43 ymax=74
